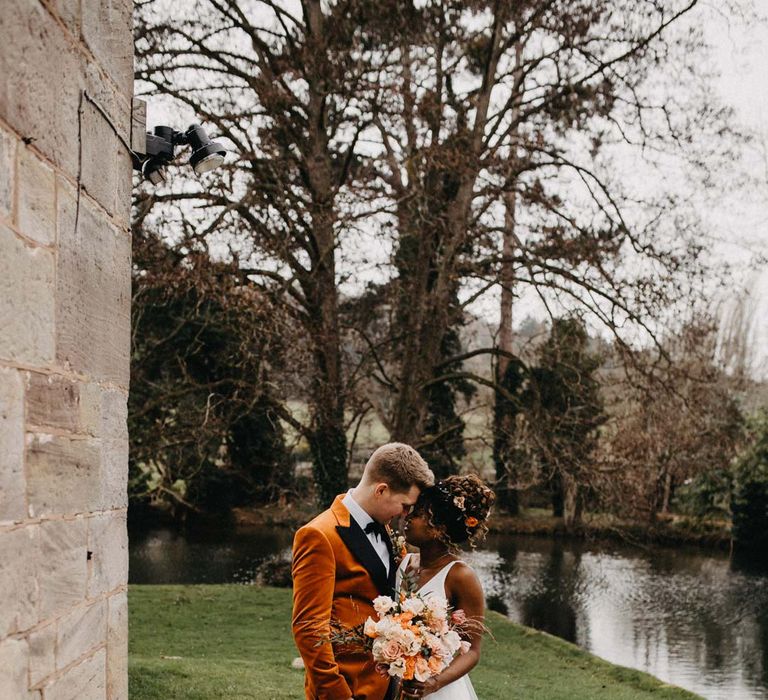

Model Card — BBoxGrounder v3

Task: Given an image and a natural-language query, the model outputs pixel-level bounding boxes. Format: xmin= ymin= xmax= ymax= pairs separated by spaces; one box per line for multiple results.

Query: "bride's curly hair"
xmin=413 ymin=474 xmax=495 ymax=550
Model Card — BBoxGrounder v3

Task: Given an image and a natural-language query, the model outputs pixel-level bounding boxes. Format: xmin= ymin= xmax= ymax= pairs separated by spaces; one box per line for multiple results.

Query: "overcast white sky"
xmin=697 ymin=8 xmax=768 ymax=377
xmin=469 ymin=6 xmax=768 ymax=376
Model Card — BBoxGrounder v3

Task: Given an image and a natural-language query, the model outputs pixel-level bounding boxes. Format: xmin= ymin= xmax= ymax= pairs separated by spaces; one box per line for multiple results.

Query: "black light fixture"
xmin=131 ymin=123 xmax=227 ymax=184
xmin=185 ymin=125 xmax=227 ymax=174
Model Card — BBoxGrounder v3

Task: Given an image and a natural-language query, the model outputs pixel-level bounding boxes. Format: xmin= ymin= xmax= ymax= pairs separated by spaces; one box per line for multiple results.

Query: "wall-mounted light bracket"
xmin=129 ymin=98 xmax=227 ymax=185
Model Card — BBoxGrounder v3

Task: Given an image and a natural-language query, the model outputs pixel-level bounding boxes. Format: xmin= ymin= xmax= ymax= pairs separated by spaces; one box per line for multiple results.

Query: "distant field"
xmin=284 ymin=399 xmax=495 ymax=478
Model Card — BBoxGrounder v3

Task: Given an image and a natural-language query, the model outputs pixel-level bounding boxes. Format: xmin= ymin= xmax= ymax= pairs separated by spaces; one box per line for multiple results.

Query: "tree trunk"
xmin=389 ymin=26 xmax=502 ymax=446
xmin=562 ymin=473 xmax=582 ymax=531
xmin=494 ymin=188 xmax=519 ymax=514
xmin=309 ymin=422 xmax=348 ymax=507
xmin=301 ymin=4 xmax=349 ymax=507
xmin=304 ymin=218 xmax=348 ymax=506
xmin=390 ymin=206 xmax=458 ymax=444
xmin=493 ymin=42 xmax=524 ymax=515
xmin=550 ymin=471 xmax=564 ymax=518
xmin=661 ymin=472 xmax=673 ymax=514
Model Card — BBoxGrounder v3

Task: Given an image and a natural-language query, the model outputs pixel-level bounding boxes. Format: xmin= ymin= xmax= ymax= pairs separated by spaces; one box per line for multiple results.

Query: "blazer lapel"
xmin=336 ymin=518 xmax=393 ymax=597
xmin=331 ymin=494 xmax=395 ymax=597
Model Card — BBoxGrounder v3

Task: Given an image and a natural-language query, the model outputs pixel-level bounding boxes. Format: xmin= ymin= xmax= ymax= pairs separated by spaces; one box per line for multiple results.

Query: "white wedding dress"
xmin=395 ymin=553 xmax=480 ymax=700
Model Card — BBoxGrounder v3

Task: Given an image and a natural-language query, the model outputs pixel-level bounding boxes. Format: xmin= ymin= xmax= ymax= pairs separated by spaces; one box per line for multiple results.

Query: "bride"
xmin=395 ymin=474 xmax=495 ymax=700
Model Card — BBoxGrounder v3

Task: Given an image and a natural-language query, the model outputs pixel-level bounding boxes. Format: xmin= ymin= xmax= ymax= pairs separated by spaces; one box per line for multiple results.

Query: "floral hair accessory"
xmin=419 ymin=475 xmax=495 ymax=550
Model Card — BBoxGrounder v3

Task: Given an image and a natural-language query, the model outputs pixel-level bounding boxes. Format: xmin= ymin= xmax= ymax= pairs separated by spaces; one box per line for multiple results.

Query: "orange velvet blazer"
xmin=291 ymin=495 xmax=397 ymax=700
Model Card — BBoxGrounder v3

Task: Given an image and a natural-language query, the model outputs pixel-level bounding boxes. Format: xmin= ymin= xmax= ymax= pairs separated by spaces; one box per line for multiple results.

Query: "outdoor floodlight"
xmin=131 ymin=121 xmax=227 ymax=184
xmin=185 ymin=125 xmax=227 ymax=174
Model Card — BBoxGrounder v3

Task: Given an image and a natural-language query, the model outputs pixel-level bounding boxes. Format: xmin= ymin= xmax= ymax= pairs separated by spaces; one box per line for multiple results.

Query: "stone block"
xmin=0 ymin=525 xmax=38 ymax=635
xmin=81 ymin=0 xmax=134 ymax=98
xmin=82 ymin=56 xmax=131 ymax=139
xmin=0 ymin=368 xmax=26 ymax=523
xmin=80 ymin=99 xmax=119 ymax=217
xmin=0 ymin=0 xmax=82 ymax=174
xmin=87 ymin=512 xmax=128 ymax=596
xmin=106 ymin=591 xmax=128 ymax=700
xmin=0 ymin=225 xmax=55 ymax=366
xmin=56 ymin=600 xmax=107 ymax=671
xmin=0 ymin=637 xmax=29 ymax=698
xmin=81 ymin=30 xmax=133 ymax=227
xmin=25 ymin=372 xmax=82 ymax=434
xmin=26 ymin=434 xmax=102 ymax=517
xmin=100 ymin=388 xmax=128 ymax=440
xmin=17 ymin=147 xmax=56 ymax=246
xmin=52 ymin=0 xmax=81 ymax=36
xmin=115 ymin=168 xmax=134 ymax=230
xmin=100 ymin=435 xmax=129 ymax=510
xmin=27 ymin=375 xmax=129 ymax=442
xmin=45 ymin=648 xmax=106 ymax=700
xmin=37 ymin=518 xmax=88 ymax=621
xmin=0 ymin=127 xmax=15 ymax=221
xmin=56 ymin=185 xmax=131 ymax=387
xmin=28 ymin=621 xmax=56 ymax=687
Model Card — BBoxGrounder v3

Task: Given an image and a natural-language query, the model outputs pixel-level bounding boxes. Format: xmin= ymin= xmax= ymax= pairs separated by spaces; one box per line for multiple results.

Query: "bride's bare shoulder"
xmin=446 ymin=560 xmax=481 ymax=589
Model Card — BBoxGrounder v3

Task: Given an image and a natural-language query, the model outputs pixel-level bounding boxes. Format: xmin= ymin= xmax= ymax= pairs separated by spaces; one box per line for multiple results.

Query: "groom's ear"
xmin=373 ymin=483 xmax=389 ymax=497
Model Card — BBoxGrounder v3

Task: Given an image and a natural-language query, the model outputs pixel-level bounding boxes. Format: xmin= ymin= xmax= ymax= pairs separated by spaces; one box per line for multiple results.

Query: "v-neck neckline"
xmin=407 ymin=553 xmax=458 ymax=593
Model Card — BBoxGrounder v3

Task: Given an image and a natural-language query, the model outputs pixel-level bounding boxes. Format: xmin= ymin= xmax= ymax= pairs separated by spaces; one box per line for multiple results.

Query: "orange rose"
xmin=404 ymin=656 xmax=417 ymax=680
xmin=465 ymin=516 xmax=479 ymax=527
xmin=428 ymin=655 xmax=442 ymax=674
xmin=392 ymin=612 xmax=413 ymax=629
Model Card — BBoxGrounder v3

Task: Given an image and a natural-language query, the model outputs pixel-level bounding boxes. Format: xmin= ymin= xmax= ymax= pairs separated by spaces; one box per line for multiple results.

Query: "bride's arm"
xmin=425 ymin=563 xmax=486 ymax=695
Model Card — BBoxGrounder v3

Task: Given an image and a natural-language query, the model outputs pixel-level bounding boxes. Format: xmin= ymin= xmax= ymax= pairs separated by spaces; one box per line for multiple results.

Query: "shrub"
xmin=731 ymin=410 xmax=768 ymax=551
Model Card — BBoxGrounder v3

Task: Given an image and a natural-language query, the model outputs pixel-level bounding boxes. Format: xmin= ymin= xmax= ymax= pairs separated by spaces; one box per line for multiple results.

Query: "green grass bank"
xmin=129 ymin=585 xmax=701 ymax=700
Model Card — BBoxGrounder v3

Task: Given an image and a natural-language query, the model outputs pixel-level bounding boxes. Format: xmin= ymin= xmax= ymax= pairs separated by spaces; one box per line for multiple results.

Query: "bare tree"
xmin=357 ymin=0 xmax=740 ymax=462
xmin=134 ymin=0 xmax=389 ymax=504
xmin=134 ymin=0 xmax=744 ymax=506
xmin=597 ymin=319 xmax=743 ymax=523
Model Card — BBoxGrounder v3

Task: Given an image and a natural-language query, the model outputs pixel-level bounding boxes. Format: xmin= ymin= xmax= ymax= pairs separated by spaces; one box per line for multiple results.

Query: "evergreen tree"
xmin=533 ymin=317 xmax=605 ymax=528
xmin=129 ymin=233 xmax=291 ymax=517
xmin=732 ymin=410 xmax=768 ymax=552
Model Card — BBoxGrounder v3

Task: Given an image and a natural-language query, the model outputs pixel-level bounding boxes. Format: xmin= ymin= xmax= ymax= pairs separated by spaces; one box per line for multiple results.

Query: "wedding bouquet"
xmin=326 ymin=584 xmax=472 ymax=696
xmin=365 ymin=591 xmax=471 ymax=683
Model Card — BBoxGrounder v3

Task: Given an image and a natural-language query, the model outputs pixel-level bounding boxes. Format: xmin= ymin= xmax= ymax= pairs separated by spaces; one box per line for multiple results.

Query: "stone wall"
xmin=0 ymin=1 xmax=133 ymax=698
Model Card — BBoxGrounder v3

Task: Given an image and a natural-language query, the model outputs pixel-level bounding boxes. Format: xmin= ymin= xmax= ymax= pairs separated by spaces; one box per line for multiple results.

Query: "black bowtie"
xmin=364 ymin=521 xmax=388 ymax=540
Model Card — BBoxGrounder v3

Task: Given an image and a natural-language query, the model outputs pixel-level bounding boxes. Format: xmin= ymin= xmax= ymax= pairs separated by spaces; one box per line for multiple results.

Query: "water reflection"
xmin=464 ymin=536 xmax=768 ymax=700
xmin=129 ymin=525 xmax=293 ymax=584
xmin=129 ymin=527 xmax=768 ymax=699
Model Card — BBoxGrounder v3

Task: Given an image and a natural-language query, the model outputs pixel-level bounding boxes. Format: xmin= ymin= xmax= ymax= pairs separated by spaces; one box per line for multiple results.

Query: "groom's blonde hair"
xmin=363 ymin=443 xmax=434 ymax=493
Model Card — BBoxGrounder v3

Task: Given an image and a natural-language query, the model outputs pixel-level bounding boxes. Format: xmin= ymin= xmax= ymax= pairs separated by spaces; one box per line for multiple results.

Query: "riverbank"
xmin=128 ymin=584 xmax=701 ymax=700
xmin=230 ymin=503 xmax=732 ymax=549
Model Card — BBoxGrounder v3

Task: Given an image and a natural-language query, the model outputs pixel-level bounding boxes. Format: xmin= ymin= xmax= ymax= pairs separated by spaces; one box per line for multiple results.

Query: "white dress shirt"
xmin=342 ymin=489 xmax=390 ymax=576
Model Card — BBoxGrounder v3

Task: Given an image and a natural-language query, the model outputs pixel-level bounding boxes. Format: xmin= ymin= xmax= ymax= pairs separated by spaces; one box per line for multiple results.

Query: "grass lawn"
xmin=129 ymin=585 xmax=701 ymax=700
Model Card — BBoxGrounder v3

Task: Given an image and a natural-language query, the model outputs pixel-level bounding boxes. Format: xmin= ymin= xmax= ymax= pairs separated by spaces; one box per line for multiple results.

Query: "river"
xmin=129 ymin=526 xmax=768 ymax=699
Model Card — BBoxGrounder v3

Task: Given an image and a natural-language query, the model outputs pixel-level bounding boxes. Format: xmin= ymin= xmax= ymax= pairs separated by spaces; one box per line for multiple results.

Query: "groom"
xmin=292 ymin=443 xmax=434 ymax=700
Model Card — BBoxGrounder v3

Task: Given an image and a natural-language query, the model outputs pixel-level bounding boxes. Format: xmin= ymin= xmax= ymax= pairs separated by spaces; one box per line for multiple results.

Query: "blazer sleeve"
xmin=291 ymin=524 xmax=353 ymax=700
